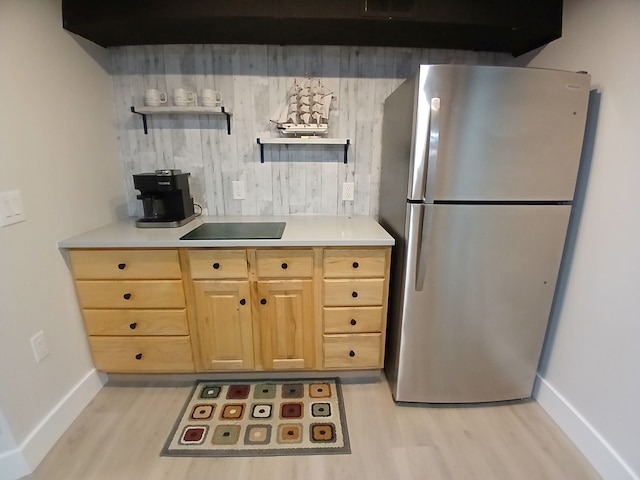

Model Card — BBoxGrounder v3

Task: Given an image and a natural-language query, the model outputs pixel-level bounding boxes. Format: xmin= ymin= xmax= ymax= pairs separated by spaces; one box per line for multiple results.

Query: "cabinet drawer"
xmin=188 ymin=249 xmax=248 ymax=279
xmin=256 ymin=249 xmax=313 ymax=278
xmin=323 ymin=306 xmax=384 ymax=333
xmin=75 ymin=280 xmax=185 ymax=309
xmin=323 ymin=279 xmax=385 ymax=306
xmin=83 ymin=309 xmax=189 ymax=336
xmin=323 ymin=249 xmax=387 ymax=278
xmin=323 ymin=334 xmax=382 ymax=369
xmin=69 ymin=249 xmax=181 ymax=280
xmin=88 ymin=336 xmax=194 ymax=372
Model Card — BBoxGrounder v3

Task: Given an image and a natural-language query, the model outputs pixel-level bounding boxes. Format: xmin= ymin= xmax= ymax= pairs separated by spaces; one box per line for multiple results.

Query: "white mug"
xmin=201 ymin=89 xmax=222 ymax=107
xmin=173 ymin=88 xmax=197 ymax=106
xmin=144 ymin=88 xmax=167 ymax=106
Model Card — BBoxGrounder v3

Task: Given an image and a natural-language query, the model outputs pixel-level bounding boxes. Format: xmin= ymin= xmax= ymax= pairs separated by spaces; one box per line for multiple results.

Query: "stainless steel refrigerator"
xmin=380 ymin=65 xmax=590 ymax=403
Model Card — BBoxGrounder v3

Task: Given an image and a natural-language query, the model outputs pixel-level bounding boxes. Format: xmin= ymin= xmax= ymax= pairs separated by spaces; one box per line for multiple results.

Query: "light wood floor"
xmin=26 ymin=374 xmax=600 ymax=480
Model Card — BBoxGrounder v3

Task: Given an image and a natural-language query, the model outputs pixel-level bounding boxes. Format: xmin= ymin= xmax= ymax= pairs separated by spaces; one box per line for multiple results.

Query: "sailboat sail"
xmin=272 ymin=78 xmax=333 ymax=135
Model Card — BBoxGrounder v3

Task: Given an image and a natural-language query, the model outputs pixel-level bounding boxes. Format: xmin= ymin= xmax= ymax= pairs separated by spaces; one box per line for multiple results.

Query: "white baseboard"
xmin=0 ymin=369 xmax=106 ymax=480
xmin=534 ymin=375 xmax=639 ymax=480
xmin=0 ymin=449 xmax=30 ymax=480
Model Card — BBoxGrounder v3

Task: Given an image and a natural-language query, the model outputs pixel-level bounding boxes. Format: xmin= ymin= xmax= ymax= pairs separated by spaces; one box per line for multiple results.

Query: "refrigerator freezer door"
xmin=412 ymin=65 xmax=590 ymax=202
xmin=390 ymin=203 xmax=572 ymax=403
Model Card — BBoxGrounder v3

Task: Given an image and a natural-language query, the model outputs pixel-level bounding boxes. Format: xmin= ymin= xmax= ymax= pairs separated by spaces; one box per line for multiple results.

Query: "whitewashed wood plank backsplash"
xmin=110 ymin=45 xmax=509 ymax=218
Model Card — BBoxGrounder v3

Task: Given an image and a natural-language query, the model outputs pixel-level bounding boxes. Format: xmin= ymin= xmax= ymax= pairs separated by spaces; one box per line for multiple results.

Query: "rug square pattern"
xmin=161 ymin=378 xmax=350 ymax=457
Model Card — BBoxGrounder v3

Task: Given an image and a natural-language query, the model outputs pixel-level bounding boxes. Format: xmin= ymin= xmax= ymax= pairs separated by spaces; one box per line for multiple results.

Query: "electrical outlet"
xmin=342 ymin=182 xmax=355 ymax=202
xmin=232 ymin=181 xmax=246 ymax=200
xmin=30 ymin=331 xmax=49 ymax=362
xmin=0 ymin=190 xmax=26 ymax=227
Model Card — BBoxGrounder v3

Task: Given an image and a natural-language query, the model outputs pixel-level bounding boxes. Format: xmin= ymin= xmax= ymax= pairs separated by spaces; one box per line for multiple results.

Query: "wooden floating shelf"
xmin=130 ymin=106 xmax=232 ymax=134
xmin=256 ymin=137 xmax=350 ymax=163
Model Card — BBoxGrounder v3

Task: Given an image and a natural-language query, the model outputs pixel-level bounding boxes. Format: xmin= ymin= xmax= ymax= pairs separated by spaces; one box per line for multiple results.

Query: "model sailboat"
xmin=271 ymin=78 xmax=334 ymax=135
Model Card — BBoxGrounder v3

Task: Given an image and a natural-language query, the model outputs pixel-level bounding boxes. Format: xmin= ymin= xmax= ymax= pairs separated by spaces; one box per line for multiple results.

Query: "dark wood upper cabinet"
xmin=62 ymin=0 xmax=563 ymax=56
xmin=362 ymin=0 xmax=419 ymax=18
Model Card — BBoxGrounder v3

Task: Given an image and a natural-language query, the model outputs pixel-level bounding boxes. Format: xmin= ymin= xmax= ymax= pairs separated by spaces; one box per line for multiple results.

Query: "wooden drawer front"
xmin=188 ymin=250 xmax=248 ymax=279
xmin=323 ymin=249 xmax=387 ymax=278
xmin=323 ymin=334 xmax=382 ymax=369
xmin=76 ymin=281 xmax=185 ymax=309
xmin=88 ymin=336 xmax=194 ymax=372
xmin=69 ymin=249 xmax=181 ymax=280
xmin=323 ymin=279 xmax=385 ymax=306
xmin=83 ymin=309 xmax=188 ymax=336
xmin=323 ymin=307 xmax=384 ymax=334
xmin=256 ymin=249 xmax=313 ymax=278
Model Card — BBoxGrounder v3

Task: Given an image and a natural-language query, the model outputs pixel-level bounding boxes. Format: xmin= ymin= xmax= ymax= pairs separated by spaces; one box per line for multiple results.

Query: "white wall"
xmin=0 ymin=0 xmax=126 ymax=477
xmin=517 ymin=1 xmax=640 ymax=479
xmin=110 ymin=46 xmax=508 ymax=218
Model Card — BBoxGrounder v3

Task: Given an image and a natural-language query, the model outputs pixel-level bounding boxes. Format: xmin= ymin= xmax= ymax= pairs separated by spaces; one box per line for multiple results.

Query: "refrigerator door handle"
xmin=410 ymin=89 xmax=440 ymax=201
xmin=424 ymin=97 xmax=441 ymax=203
xmin=407 ymin=204 xmax=432 ymax=292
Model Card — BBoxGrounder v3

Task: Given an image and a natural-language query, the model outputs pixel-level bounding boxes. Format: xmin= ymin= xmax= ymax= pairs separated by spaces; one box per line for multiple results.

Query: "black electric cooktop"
xmin=179 ymin=222 xmax=286 ymax=240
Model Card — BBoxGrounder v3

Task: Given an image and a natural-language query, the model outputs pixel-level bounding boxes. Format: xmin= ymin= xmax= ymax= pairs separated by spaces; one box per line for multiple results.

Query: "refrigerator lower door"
xmin=390 ymin=203 xmax=572 ymax=403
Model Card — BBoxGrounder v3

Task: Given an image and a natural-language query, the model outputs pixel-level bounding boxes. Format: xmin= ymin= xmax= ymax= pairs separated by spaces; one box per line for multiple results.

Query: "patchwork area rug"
xmin=161 ymin=378 xmax=350 ymax=457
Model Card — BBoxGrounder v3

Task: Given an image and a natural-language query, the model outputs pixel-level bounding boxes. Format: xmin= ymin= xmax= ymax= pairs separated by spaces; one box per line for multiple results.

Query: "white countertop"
xmin=58 ymin=215 xmax=395 ymax=248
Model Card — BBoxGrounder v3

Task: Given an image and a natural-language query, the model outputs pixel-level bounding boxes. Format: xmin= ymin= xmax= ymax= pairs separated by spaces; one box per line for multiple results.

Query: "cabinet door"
xmin=193 ymin=281 xmax=254 ymax=370
xmin=256 ymin=280 xmax=314 ymax=370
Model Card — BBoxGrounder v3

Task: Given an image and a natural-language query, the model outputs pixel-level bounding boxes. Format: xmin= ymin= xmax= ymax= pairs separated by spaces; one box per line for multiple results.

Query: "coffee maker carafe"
xmin=133 ymin=169 xmax=195 ymax=228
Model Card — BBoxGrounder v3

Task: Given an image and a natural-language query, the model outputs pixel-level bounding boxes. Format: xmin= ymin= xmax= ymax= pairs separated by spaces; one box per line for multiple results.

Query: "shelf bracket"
xmin=343 ymin=139 xmax=350 ymax=164
xmin=221 ymin=107 xmax=231 ymax=135
xmin=257 ymin=138 xmax=265 ymax=163
xmin=130 ymin=106 xmax=148 ymax=134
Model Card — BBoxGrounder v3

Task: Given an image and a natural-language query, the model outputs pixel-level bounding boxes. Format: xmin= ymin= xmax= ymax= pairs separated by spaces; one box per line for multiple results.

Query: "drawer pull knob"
xmin=240 ymin=298 xmax=246 ymax=306
xmin=349 ymin=350 xmax=356 ymax=357
xmin=350 ymin=319 xmax=357 ymax=326
xmin=352 ymin=262 xmax=359 ymax=268
xmin=260 ymin=298 xmax=267 ymax=305
xmin=129 ymin=322 xmax=137 ymax=329
xmin=117 ymin=263 xmax=126 ymax=270
xmin=352 ymin=291 xmax=358 ymax=298
xmin=212 ymin=262 xmax=220 ymax=269
xmin=123 ymin=293 xmax=132 ymax=300
xmin=135 ymin=353 xmax=143 ymax=360
xmin=281 ymin=262 xmax=288 ymax=269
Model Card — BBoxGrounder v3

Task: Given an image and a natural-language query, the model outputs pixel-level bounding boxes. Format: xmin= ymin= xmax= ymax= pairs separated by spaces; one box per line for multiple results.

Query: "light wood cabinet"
xmin=187 ymin=249 xmax=251 ymax=370
xmin=83 ymin=309 xmax=189 ymax=336
xmin=187 ymin=248 xmax=315 ymax=371
xmin=255 ymin=249 xmax=314 ymax=278
xmin=88 ymin=336 xmax=194 ymax=372
xmin=323 ymin=333 xmax=383 ymax=369
xmin=188 ymin=249 xmax=248 ymax=279
xmin=323 ymin=248 xmax=387 ymax=278
xmin=256 ymin=279 xmax=315 ymax=369
xmin=75 ymin=280 xmax=186 ymax=309
xmin=321 ymin=248 xmax=391 ymax=369
xmin=68 ymin=244 xmax=390 ymax=373
xmin=69 ymin=249 xmax=182 ymax=279
xmin=323 ymin=278 xmax=386 ymax=306
xmin=323 ymin=306 xmax=384 ymax=334
xmin=253 ymin=249 xmax=315 ymax=369
xmin=68 ymin=249 xmax=195 ymax=373
xmin=192 ymin=280 xmax=254 ymax=370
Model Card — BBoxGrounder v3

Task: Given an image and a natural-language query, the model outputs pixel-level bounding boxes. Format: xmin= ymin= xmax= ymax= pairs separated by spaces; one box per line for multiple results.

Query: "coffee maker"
xmin=133 ymin=169 xmax=196 ymax=228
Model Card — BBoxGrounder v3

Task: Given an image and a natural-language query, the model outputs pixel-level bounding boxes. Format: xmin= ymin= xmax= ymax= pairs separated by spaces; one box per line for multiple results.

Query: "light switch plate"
xmin=0 ymin=190 xmax=26 ymax=227
xmin=31 ymin=331 xmax=49 ymax=362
